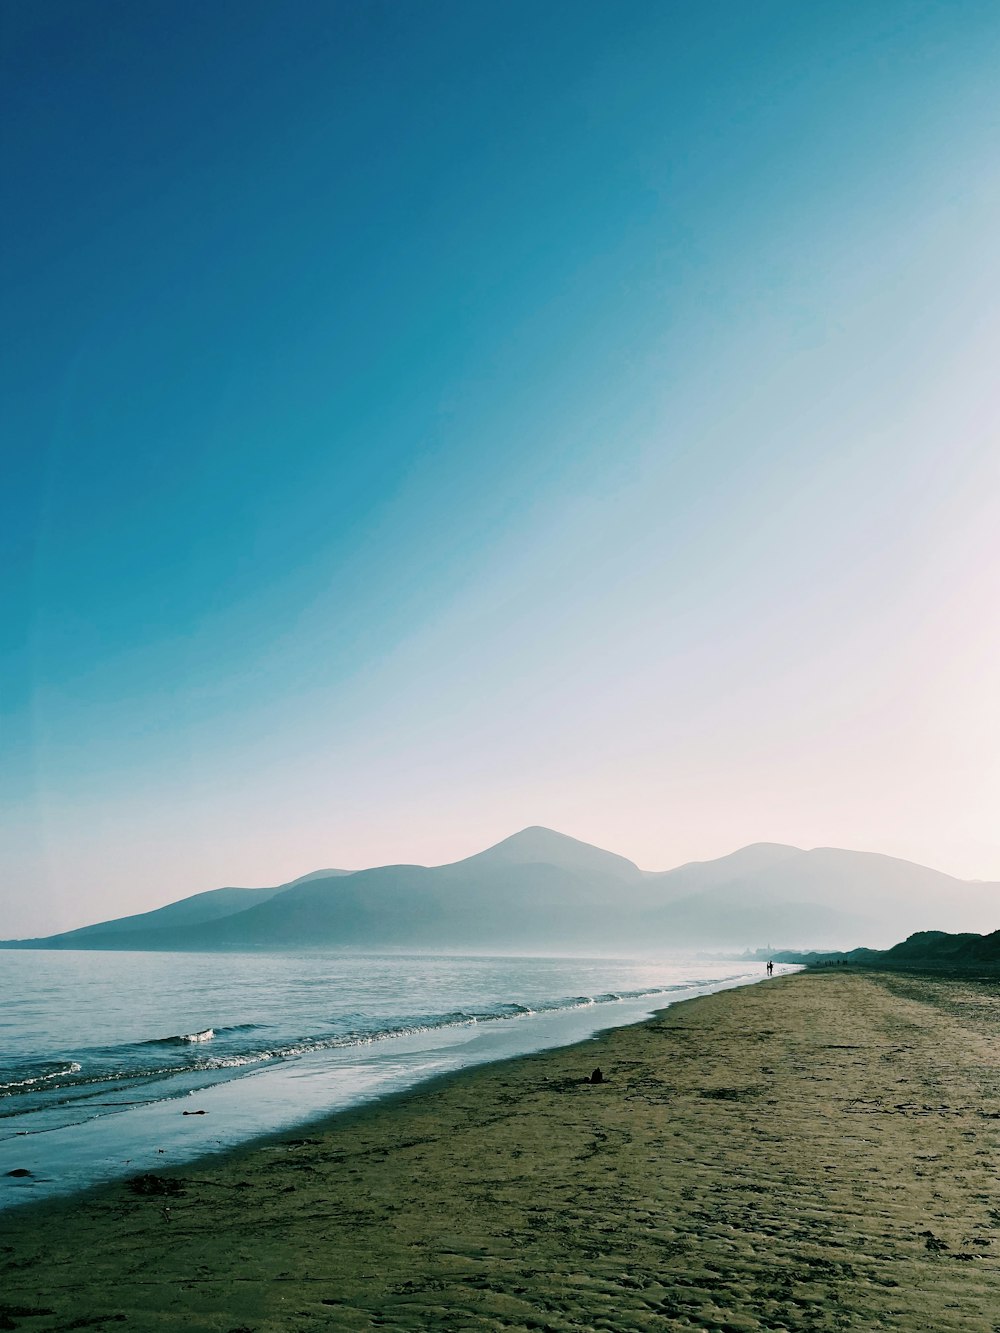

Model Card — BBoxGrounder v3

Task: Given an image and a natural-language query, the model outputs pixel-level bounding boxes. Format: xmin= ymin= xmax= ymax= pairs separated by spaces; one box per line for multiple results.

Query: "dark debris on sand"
xmin=126 ymin=1173 xmax=185 ymax=1197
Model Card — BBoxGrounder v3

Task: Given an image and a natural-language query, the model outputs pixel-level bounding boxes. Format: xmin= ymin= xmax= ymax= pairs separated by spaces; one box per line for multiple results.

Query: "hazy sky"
xmin=3 ymin=0 xmax=1000 ymax=936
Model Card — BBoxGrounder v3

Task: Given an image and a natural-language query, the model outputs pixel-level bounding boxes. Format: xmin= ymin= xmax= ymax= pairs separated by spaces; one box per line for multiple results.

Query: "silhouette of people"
xmin=766 ymin=959 xmax=773 ymax=976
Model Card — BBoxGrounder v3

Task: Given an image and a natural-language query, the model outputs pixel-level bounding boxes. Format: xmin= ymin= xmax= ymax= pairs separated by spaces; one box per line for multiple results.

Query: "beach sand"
xmin=2 ymin=969 xmax=998 ymax=1331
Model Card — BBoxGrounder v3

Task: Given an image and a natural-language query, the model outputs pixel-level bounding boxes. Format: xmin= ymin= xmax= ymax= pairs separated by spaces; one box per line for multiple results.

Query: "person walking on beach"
xmin=766 ymin=959 xmax=773 ymax=976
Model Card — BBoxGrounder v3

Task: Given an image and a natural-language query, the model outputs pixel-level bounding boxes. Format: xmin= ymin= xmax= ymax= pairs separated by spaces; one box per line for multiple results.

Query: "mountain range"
xmin=3 ymin=826 xmax=997 ymax=953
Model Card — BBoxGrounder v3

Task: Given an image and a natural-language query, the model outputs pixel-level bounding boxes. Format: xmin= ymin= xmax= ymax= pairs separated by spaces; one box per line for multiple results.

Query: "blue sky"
xmin=3 ymin=0 xmax=1000 ymax=934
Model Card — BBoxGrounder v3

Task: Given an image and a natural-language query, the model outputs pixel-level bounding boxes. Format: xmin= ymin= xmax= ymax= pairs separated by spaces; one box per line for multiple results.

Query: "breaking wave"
xmin=0 ymin=1061 xmax=82 ymax=1092
xmin=148 ymin=1028 xmax=215 ymax=1046
xmin=143 ymin=1022 xmax=264 ymax=1048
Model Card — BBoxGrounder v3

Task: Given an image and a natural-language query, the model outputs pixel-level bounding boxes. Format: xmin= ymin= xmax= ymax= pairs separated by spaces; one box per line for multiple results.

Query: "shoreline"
xmin=3 ymin=969 xmax=998 ymax=1330
xmin=0 ymin=964 xmax=776 ymax=1212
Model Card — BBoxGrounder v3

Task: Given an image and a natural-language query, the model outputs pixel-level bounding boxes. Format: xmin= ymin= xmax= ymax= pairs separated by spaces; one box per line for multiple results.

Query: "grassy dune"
xmin=2 ymin=970 xmax=998 ymax=1331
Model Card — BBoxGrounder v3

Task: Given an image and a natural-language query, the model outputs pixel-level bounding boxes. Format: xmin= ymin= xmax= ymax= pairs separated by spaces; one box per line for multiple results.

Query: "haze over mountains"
xmin=3 ymin=827 xmax=997 ymax=954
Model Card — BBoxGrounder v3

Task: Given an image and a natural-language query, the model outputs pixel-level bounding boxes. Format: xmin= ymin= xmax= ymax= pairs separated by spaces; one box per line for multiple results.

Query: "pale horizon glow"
xmin=3 ymin=1 xmax=1000 ymax=936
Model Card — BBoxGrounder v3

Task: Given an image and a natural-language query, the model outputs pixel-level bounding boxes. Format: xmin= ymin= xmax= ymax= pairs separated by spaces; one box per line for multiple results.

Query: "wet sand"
xmin=2 ymin=969 xmax=998 ymax=1331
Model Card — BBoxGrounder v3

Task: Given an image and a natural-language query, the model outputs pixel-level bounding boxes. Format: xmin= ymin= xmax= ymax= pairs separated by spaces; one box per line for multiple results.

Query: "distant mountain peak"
xmin=495 ymin=825 xmax=589 ymax=851
xmin=462 ymin=825 xmax=641 ymax=879
xmin=693 ymin=840 xmax=803 ymax=862
xmin=279 ymin=868 xmax=350 ymax=888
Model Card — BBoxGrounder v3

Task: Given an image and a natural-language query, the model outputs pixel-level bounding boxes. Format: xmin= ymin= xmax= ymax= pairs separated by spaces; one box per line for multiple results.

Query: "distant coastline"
xmin=745 ymin=926 xmax=1000 ymax=971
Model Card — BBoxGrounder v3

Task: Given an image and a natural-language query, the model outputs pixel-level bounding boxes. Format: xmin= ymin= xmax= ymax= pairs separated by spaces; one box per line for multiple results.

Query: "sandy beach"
xmin=3 ymin=969 xmax=998 ymax=1331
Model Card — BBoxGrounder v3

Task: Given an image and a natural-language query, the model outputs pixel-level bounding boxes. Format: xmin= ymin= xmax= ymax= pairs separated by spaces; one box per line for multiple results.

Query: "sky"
xmin=3 ymin=0 xmax=1000 ymax=936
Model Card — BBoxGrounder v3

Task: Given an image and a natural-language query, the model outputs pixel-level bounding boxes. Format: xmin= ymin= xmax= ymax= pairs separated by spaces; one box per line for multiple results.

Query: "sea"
xmin=0 ymin=949 xmax=790 ymax=1210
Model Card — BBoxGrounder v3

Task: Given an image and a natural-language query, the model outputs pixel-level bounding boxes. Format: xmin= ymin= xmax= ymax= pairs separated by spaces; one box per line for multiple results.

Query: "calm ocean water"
xmin=0 ymin=949 xmax=786 ymax=1208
